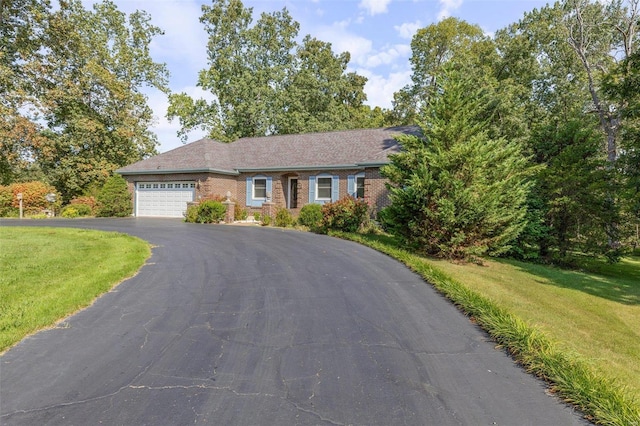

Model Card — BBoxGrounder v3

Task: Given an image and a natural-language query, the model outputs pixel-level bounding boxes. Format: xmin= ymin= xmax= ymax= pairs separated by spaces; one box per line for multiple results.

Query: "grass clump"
xmin=332 ymin=231 xmax=640 ymax=426
xmin=0 ymin=227 xmax=150 ymax=353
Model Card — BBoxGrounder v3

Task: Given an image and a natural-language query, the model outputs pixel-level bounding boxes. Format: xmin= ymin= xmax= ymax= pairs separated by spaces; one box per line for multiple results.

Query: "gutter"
xmin=116 ymin=168 xmax=240 ymax=176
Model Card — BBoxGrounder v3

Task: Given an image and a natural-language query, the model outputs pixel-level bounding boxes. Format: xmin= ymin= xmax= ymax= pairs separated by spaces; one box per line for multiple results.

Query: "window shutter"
xmin=347 ymin=175 xmax=355 ymax=197
xmin=309 ymin=176 xmax=316 ymax=203
xmin=266 ymin=176 xmax=272 ymax=198
xmin=246 ymin=177 xmax=252 ymax=207
xmin=331 ymin=175 xmax=339 ymax=202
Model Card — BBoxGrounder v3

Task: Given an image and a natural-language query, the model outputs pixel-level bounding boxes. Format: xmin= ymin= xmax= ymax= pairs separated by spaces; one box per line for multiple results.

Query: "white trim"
xmin=355 ymin=172 xmax=365 ymax=199
xmin=315 ymin=174 xmax=333 ymax=201
xmin=252 ymin=176 xmax=268 ymax=201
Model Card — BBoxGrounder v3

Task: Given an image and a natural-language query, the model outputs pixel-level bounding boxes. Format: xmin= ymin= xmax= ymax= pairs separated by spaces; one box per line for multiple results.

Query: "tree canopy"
xmin=167 ymin=0 xmax=374 ymax=142
xmin=0 ymin=0 xmax=168 ymax=200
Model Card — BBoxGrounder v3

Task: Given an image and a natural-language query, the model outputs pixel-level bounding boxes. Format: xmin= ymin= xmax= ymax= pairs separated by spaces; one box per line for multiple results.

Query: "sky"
xmin=84 ymin=0 xmax=551 ymax=152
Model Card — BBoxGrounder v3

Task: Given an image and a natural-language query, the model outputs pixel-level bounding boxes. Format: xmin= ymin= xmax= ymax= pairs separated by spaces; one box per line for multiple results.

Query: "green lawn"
xmin=429 ymin=256 xmax=640 ymax=399
xmin=0 ymin=227 xmax=150 ymax=353
xmin=335 ymin=232 xmax=640 ymax=426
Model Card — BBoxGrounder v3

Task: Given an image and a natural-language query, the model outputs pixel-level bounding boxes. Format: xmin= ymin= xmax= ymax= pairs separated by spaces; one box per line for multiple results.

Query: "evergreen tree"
xmin=381 ymin=68 xmax=532 ymax=260
xmin=96 ymin=174 xmax=132 ymax=217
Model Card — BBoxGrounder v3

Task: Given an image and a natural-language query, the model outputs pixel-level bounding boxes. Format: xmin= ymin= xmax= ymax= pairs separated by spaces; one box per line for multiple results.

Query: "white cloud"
xmin=438 ymin=0 xmax=463 ymax=20
xmin=315 ymin=23 xmax=374 ymax=67
xmin=358 ymin=0 xmax=393 ymax=16
xmin=358 ymin=69 xmax=412 ymax=109
xmin=394 ymin=21 xmax=422 ymax=40
xmin=144 ymin=85 xmax=216 ymax=152
xmin=364 ymin=44 xmax=411 ymax=68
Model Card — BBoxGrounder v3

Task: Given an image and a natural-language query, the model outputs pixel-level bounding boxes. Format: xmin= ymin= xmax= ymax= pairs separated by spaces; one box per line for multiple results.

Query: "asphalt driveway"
xmin=0 ymin=218 xmax=589 ymax=425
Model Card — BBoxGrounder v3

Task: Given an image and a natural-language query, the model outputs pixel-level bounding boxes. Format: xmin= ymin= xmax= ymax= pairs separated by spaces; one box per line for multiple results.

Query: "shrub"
xmin=62 ymin=203 xmax=92 ymax=218
xmin=0 ymin=186 xmax=15 ymax=217
xmin=73 ymin=203 xmax=92 ymax=216
xmin=253 ymin=212 xmax=261 ymax=222
xmin=184 ymin=204 xmax=199 ymax=223
xmin=195 ymin=200 xmax=226 ymax=224
xmin=96 ymin=175 xmax=132 ymax=217
xmin=1 ymin=181 xmax=59 ymax=216
xmin=234 ymin=206 xmax=248 ymax=221
xmin=274 ymin=208 xmax=294 ymax=227
xmin=298 ymin=203 xmax=323 ymax=229
xmin=70 ymin=196 xmax=97 ymax=215
xmin=321 ymin=196 xmax=369 ymax=233
xmin=61 ymin=206 xmax=79 ymax=218
xmin=261 ymin=214 xmax=271 ymax=226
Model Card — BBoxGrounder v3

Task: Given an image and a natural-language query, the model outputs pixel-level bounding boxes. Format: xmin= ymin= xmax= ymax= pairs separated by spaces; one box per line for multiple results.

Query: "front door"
xmin=288 ymin=177 xmax=298 ymax=209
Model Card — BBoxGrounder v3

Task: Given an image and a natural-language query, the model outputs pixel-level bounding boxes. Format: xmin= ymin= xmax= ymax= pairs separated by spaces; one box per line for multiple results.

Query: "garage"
xmin=135 ymin=182 xmax=195 ymax=217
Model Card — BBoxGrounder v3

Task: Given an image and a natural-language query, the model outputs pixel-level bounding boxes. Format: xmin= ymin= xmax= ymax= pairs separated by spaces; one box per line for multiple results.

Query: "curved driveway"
xmin=0 ymin=219 xmax=587 ymax=425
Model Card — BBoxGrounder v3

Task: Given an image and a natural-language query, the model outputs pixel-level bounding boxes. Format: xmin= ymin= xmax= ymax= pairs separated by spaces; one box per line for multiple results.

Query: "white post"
xmin=17 ymin=193 xmax=23 ymax=219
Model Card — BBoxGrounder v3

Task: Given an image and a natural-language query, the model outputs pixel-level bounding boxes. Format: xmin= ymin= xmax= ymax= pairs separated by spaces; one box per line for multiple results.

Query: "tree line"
xmin=2 ymin=0 xmax=639 ymax=261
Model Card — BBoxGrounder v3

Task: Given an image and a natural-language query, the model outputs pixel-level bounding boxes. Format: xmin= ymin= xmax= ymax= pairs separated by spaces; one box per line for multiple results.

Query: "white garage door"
xmin=136 ymin=182 xmax=195 ymax=217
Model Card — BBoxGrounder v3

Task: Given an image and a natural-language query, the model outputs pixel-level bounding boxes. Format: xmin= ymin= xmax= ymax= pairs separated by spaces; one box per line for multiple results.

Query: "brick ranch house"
xmin=116 ymin=126 xmax=420 ymax=218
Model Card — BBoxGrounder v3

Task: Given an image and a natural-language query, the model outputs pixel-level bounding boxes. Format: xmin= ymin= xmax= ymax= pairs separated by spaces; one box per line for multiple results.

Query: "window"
xmin=356 ymin=175 xmax=365 ymax=199
xmin=152 ymin=183 xmax=159 ymax=189
xmin=167 ymin=183 xmax=173 ymax=188
xmin=253 ymin=178 xmax=267 ymax=199
xmin=160 ymin=183 xmax=166 ymax=188
xmin=317 ymin=177 xmax=332 ymax=200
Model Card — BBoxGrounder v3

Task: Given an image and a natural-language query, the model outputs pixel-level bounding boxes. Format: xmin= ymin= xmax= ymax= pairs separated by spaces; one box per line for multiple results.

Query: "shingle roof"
xmin=117 ymin=126 xmax=420 ymax=175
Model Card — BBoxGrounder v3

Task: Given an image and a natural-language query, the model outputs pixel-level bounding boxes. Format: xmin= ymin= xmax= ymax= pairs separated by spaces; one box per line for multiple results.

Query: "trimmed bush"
xmin=96 ymin=175 xmax=132 ymax=217
xmin=298 ymin=203 xmax=323 ymax=229
xmin=321 ymin=196 xmax=368 ymax=232
xmin=61 ymin=206 xmax=79 ymax=218
xmin=184 ymin=204 xmax=199 ymax=223
xmin=61 ymin=203 xmax=92 ymax=218
xmin=70 ymin=196 xmax=97 ymax=215
xmin=195 ymin=200 xmax=226 ymax=224
xmin=274 ymin=208 xmax=294 ymax=227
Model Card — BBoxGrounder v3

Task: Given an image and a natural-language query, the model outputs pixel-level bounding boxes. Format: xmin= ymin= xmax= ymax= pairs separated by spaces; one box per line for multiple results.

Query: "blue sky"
xmin=86 ymin=0 xmax=550 ymax=152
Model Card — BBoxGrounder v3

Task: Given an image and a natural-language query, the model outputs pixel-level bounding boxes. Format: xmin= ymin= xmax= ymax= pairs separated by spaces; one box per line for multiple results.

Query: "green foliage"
xmin=167 ymin=0 xmax=371 ymax=141
xmin=61 ymin=206 xmax=79 ymax=218
xmin=70 ymin=196 xmax=97 ymax=215
xmin=184 ymin=204 xmax=199 ymax=223
xmin=195 ymin=200 xmax=226 ymax=224
xmin=1 ymin=0 xmax=168 ymax=200
xmin=234 ymin=206 xmax=248 ymax=221
xmin=95 ymin=175 xmax=132 ymax=217
xmin=0 ymin=185 xmax=16 ymax=216
xmin=61 ymin=203 xmax=92 ymax=218
xmin=320 ymin=197 xmax=369 ymax=233
xmin=392 ymin=17 xmax=494 ymax=125
xmin=382 ymin=68 xmax=531 ymax=261
xmin=298 ymin=203 xmax=323 ymax=229
xmin=261 ymin=214 xmax=271 ymax=226
xmin=274 ymin=207 xmax=294 ymax=227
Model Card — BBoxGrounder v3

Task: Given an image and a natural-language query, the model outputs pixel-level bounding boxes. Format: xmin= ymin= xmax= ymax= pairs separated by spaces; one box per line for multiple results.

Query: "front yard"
xmin=0 ymin=227 xmax=150 ymax=353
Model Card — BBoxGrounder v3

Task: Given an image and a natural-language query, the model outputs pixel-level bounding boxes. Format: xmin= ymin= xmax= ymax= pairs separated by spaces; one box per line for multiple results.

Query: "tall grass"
xmin=333 ymin=231 xmax=640 ymax=426
xmin=0 ymin=227 xmax=150 ymax=353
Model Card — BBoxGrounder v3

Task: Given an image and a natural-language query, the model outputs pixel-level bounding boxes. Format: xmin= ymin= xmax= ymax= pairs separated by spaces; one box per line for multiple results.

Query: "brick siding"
xmin=122 ymin=168 xmax=390 ymax=218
